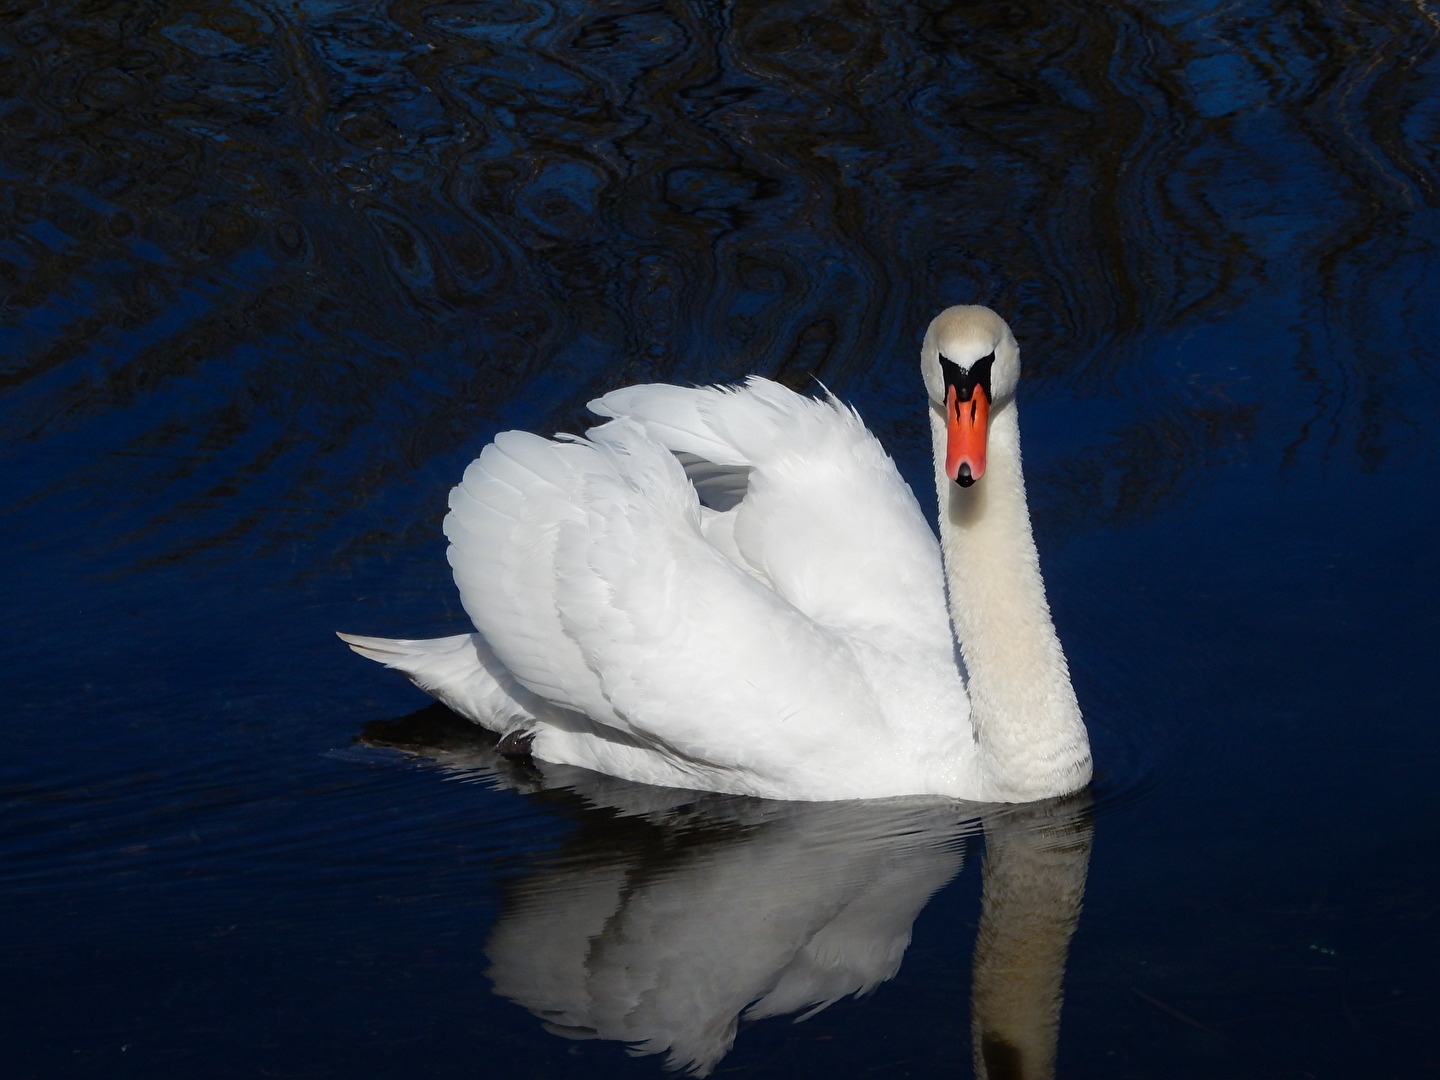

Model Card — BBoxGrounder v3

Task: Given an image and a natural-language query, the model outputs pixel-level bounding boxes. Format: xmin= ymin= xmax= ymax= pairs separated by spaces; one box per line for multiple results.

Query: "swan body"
xmin=341 ymin=306 xmax=1091 ymax=802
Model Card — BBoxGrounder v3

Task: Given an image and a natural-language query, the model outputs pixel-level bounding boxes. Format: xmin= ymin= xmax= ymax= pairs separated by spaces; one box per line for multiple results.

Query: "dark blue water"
xmin=4 ymin=1 xmax=1439 ymax=1077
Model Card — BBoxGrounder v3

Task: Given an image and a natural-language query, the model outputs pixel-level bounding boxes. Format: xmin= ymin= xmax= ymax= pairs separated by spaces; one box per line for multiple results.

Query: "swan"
xmin=339 ymin=305 xmax=1091 ymax=802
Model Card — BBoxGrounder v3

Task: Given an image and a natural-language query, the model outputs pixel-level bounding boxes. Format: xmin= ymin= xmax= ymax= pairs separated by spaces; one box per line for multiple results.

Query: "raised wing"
xmin=443 ymin=413 xmax=889 ymax=796
xmin=591 ymin=378 xmax=954 ymax=652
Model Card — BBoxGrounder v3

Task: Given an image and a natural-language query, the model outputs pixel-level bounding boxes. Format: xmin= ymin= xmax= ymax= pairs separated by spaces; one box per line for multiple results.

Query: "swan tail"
xmin=336 ymin=631 xmax=539 ymax=732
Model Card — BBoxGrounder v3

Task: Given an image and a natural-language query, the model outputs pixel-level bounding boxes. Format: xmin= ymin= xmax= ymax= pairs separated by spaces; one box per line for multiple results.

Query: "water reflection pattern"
xmin=3 ymin=2 xmax=1439 ymax=1076
xmin=364 ymin=712 xmax=1091 ymax=1078
xmin=2 ymin=0 xmax=1436 ymax=572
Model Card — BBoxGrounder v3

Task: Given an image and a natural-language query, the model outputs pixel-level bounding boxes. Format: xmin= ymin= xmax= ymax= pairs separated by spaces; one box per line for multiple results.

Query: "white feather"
xmin=341 ymin=307 xmax=1092 ymax=802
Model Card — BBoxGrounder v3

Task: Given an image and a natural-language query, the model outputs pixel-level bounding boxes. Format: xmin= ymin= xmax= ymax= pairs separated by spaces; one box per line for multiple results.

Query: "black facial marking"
xmin=939 ymin=351 xmax=995 ymax=403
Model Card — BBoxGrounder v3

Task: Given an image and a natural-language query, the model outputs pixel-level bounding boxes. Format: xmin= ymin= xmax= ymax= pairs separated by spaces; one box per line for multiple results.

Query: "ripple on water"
xmin=3 ymin=0 xmax=1440 ymax=1074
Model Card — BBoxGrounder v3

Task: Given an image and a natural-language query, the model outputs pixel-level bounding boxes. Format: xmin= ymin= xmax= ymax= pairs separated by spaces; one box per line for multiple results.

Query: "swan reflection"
xmin=361 ymin=708 xmax=1091 ymax=1077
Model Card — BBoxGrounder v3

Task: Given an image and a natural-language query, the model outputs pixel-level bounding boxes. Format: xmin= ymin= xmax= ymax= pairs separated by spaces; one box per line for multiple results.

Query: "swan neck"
xmin=931 ymin=404 xmax=1091 ymax=801
xmin=970 ymin=797 xmax=1092 ymax=1079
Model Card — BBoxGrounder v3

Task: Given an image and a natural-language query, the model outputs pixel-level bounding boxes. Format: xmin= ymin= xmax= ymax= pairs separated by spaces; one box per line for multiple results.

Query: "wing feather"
xmin=591 ymin=378 xmax=954 ymax=651
xmin=443 ymin=415 xmax=888 ymax=794
xmin=445 ymin=432 xmax=618 ymax=723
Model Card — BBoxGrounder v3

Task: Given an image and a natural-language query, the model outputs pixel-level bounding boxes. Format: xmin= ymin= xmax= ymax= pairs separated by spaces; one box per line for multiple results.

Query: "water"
xmin=3 ymin=0 xmax=1439 ymax=1076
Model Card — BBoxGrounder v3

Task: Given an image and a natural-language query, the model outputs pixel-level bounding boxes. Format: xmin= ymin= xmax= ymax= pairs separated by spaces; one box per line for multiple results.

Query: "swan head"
xmin=920 ymin=305 xmax=1020 ymax=487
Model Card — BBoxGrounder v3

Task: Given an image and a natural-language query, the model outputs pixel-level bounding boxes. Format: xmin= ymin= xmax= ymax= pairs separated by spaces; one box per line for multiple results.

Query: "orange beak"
xmin=945 ymin=382 xmax=989 ymax=486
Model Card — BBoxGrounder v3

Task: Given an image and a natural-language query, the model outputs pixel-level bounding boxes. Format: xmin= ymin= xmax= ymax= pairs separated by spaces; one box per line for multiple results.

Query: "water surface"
xmin=3 ymin=1 xmax=1439 ymax=1077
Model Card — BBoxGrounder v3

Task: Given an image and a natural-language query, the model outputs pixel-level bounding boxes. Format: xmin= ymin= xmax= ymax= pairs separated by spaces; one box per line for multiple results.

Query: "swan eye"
xmin=939 ymin=351 xmax=995 ymax=403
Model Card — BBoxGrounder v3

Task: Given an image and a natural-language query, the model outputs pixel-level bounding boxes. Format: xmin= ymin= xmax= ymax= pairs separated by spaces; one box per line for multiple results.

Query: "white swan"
xmin=340 ymin=305 xmax=1091 ymax=802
